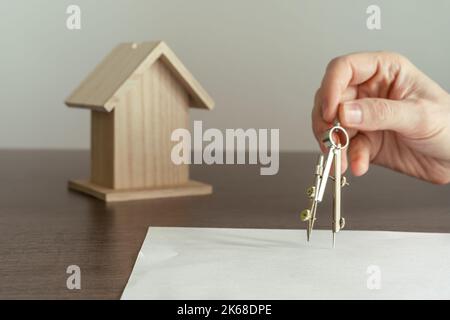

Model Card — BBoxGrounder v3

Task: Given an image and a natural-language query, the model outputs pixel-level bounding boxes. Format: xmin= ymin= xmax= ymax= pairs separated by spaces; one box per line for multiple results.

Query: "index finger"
xmin=320 ymin=52 xmax=385 ymax=122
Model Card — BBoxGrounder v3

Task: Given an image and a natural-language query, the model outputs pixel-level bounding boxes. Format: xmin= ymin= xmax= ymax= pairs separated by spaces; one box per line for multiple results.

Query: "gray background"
xmin=0 ymin=0 xmax=449 ymax=151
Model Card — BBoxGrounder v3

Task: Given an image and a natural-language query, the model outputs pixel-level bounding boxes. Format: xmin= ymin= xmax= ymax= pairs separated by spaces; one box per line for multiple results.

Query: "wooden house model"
xmin=65 ymin=41 xmax=214 ymax=202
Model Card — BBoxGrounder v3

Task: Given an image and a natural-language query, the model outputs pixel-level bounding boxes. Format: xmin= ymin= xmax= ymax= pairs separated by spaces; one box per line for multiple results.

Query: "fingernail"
xmin=343 ymin=103 xmax=362 ymax=124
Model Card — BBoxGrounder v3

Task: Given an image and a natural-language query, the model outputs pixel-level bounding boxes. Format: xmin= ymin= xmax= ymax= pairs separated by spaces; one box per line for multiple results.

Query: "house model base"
xmin=69 ymin=179 xmax=212 ymax=202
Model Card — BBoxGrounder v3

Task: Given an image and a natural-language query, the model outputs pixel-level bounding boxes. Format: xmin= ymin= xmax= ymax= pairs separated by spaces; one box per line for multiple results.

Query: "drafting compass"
xmin=300 ymin=122 xmax=349 ymax=248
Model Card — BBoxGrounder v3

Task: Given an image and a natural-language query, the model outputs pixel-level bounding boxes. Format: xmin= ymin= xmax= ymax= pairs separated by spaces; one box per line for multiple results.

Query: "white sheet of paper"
xmin=121 ymin=227 xmax=450 ymax=300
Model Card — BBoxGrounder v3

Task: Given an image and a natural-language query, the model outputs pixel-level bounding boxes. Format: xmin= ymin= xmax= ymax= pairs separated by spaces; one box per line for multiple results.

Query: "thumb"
xmin=339 ymin=98 xmax=421 ymax=134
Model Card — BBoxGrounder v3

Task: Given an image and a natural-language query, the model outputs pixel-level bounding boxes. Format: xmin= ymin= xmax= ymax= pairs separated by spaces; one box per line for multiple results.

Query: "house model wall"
xmin=65 ymin=41 xmax=214 ymax=202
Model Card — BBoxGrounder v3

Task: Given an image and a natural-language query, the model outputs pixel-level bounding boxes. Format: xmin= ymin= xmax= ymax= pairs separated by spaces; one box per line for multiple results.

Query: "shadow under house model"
xmin=65 ymin=41 xmax=214 ymax=202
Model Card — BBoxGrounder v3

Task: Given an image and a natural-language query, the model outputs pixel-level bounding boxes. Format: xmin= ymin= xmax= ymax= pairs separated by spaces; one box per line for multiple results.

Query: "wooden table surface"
xmin=1 ymin=150 xmax=449 ymax=299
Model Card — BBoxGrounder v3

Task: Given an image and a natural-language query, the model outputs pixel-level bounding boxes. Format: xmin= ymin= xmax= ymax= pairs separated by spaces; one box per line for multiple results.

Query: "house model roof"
xmin=65 ymin=41 xmax=214 ymax=112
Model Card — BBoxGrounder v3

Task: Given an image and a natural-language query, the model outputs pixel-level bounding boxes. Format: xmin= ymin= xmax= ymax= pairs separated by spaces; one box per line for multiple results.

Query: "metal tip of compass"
xmin=332 ymin=232 xmax=336 ymax=248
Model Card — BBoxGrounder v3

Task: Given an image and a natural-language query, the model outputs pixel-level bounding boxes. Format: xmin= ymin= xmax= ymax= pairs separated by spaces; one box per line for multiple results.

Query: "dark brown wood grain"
xmin=0 ymin=150 xmax=449 ymax=299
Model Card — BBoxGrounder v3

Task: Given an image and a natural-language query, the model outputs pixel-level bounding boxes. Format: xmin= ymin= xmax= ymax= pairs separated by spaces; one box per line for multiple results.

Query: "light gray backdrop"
xmin=1 ymin=0 xmax=449 ymax=150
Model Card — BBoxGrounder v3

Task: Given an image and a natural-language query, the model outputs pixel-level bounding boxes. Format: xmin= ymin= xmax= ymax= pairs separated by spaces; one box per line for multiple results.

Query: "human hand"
xmin=312 ymin=52 xmax=450 ymax=184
